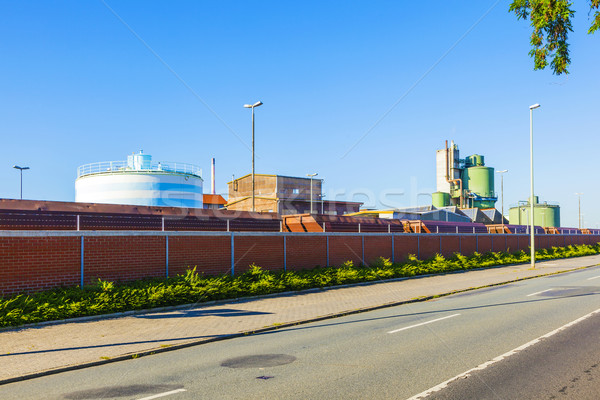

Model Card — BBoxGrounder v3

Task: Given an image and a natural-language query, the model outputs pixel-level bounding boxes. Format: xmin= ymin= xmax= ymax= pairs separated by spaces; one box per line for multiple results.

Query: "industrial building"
xmin=226 ymin=174 xmax=362 ymax=215
xmin=76 ymin=151 xmax=204 ymax=208
xmin=509 ymin=196 xmax=561 ymax=228
xmin=433 ymin=141 xmax=498 ymax=209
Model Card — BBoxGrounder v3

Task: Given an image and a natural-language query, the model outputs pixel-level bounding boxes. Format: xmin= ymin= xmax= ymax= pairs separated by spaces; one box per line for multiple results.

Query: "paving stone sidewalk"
xmin=1 ymin=255 xmax=600 ymax=384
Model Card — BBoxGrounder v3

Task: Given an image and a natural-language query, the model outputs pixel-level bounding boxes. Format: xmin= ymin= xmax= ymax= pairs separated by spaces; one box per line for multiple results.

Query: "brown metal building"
xmin=226 ymin=174 xmax=362 ymax=215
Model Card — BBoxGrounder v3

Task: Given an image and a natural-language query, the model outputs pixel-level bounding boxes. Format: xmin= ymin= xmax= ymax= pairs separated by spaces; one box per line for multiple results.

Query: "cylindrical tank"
xmin=465 ymin=154 xmax=485 ymax=167
xmin=432 ymin=192 xmax=450 ymax=208
xmin=463 ymin=166 xmax=495 ymax=205
xmin=76 ymin=152 xmax=203 ymax=208
xmin=508 ymin=201 xmax=560 ymax=228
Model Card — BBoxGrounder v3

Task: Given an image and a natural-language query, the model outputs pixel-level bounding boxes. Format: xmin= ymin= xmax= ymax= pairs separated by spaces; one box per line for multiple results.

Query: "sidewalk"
xmin=1 ymin=255 xmax=600 ymax=384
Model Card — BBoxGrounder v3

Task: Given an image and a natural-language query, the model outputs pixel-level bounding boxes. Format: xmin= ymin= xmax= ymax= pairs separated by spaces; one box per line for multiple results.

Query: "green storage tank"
xmin=508 ymin=198 xmax=560 ymax=228
xmin=465 ymin=154 xmax=485 ymax=167
xmin=462 ymin=166 xmax=496 ymax=208
xmin=432 ymin=191 xmax=451 ymax=208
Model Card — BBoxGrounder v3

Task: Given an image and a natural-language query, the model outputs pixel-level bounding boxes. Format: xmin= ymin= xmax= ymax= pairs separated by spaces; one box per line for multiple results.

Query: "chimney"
xmin=211 ymin=158 xmax=216 ymax=194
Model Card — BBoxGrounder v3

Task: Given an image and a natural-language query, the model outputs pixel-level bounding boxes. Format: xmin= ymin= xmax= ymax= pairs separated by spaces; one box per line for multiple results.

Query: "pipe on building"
xmin=211 ymin=158 xmax=216 ymax=195
xmin=445 ymin=140 xmax=464 ymax=208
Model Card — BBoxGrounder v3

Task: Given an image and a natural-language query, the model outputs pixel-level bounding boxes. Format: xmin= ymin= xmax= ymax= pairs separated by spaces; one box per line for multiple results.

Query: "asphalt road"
xmin=3 ymin=266 xmax=600 ymax=400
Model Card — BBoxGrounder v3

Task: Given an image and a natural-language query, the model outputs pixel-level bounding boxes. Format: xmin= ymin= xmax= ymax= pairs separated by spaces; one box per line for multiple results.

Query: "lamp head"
xmin=529 ymin=103 xmax=541 ymax=110
xmin=244 ymin=101 xmax=263 ymax=108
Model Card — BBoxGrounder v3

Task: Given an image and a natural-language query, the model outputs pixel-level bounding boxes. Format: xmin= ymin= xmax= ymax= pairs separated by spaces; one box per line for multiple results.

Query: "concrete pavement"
xmin=1 ymin=254 xmax=600 ymax=385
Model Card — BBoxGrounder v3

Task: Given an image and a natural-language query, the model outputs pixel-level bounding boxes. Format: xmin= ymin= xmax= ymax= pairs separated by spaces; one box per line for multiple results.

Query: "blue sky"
xmin=1 ymin=1 xmax=598 ymax=228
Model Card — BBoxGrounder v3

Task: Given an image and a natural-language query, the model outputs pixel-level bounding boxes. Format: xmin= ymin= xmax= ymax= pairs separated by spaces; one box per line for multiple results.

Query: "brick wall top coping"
xmin=0 ymin=230 xmax=585 ymax=238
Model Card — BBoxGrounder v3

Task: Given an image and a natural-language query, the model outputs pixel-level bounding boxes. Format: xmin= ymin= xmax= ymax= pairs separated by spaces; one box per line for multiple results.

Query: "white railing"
xmin=77 ymin=161 xmax=202 ymax=178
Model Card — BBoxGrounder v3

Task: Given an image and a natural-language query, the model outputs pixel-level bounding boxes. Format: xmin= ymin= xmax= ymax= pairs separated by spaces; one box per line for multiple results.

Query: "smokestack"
xmin=211 ymin=158 xmax=216 ymax=194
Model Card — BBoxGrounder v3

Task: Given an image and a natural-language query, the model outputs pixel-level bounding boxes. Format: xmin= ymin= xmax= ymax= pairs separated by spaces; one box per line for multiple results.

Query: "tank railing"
xmin=510 ymin=200 xmax=560 ymax=208
xmin=77 ymin=161 xmax=202 ymax=178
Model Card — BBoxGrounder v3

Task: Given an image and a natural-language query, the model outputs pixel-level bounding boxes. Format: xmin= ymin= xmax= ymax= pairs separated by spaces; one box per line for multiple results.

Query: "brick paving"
xmin=1 ymin=255 xmax=599 ymax=384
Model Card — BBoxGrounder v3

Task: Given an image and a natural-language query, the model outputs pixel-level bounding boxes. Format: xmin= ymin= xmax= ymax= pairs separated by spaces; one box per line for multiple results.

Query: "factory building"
xmin=433 ymin=141 xmax=498 ymax=209
xmin=226 ymin=174 xmax=362 ymax=215
xmin=509 ymin=196 xmax=560 ymax=228
xmin=76 ymin=151 xmax=203 ymax=208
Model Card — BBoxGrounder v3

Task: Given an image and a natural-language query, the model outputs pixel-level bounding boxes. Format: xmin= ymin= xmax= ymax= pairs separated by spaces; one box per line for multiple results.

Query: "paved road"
xmin=2 ymin=264 xmax=600 ymax=399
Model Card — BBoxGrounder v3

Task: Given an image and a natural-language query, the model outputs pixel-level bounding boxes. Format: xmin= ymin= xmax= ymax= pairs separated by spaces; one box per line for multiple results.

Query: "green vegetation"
xmin=1 ymin=243 xmax=599 ymax=328
xmin=510 ymin=0 xmax=600 ymax=74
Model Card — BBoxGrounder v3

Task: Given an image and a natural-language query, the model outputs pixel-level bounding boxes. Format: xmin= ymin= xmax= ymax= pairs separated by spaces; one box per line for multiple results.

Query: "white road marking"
xmin=406 ymin=307 xmax=600 ymax=400
xmin=587 ymin=275 xmax=600 ymax=281
xmin=388 ymin=314 xmax=460 ymax=334
xmin=526 ymin=288 xmax=553 ymax=297
xmin=137 ymin=389 xmax=187 ymax=400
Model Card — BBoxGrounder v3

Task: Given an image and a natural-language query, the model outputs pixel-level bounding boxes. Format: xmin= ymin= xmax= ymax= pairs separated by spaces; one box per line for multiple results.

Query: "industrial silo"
xmin=432 ymin=192 xmax=451 ymax=208
xmin=508 ymin=196 xmax=560 ymax=228
xmin=76 ymin=151 xmax=203 ymax=208
xmin=462 ymin=154 xmax=496 ymax=208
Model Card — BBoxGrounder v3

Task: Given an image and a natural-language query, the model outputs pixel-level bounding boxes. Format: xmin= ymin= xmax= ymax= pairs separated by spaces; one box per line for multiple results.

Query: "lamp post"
xmin=497 ymin=170 xmax=508 ymax=228
xmin=243 ymin=101 xmax=263 ymax=212
xmin=529 ymin=103 xmax=540 ymax=268
xmin=306 ymin=173 xmax=318 ymax=214
xmin=13 ymin=165 xmax=30 ymax=200
xmin=575 ymin=193 xmax=583 ymax=229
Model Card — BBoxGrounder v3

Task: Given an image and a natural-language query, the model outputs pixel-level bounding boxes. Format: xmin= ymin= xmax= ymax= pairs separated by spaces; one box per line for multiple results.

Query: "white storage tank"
xmin=76 ymin=151 xmax=203 ymax=208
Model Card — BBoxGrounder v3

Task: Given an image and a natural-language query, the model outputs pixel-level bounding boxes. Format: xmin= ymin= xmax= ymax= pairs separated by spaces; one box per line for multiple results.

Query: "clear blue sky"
xmin=1 ymin=1 xmax=597 ymax=228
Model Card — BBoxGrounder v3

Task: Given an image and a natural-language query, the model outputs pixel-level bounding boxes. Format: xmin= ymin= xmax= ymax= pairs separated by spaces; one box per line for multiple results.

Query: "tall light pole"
xmin=13 ymin=165 xmax=30 ymax=200
xmin=243 ymin=101 xmax=263 ymax=212
xmin=575 ymin=193 xmax=583 ymax=229
xmin=497 ymin=170 xmax=508 ymax=228
xmin=529 ymin=103 xmax=540 ymax=268
xmin=306 ymin=173 xmax=318 ymax=214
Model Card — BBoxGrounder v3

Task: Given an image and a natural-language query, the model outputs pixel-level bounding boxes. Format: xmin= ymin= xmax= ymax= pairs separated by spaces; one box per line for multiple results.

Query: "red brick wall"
xmin=83 ymin=236 xmax=165 ymax=284
xmin=460 ymin=236 xmax=477 ymax=255
xmin=364 ymin=236 xmax=393 ymax=265
xmin=505 ymin=236 xmax=519 ymax=253
xmin=0 ymin=237 xmax=80 ymax=294
xmin=394 ymin=235 xmax=419 ymax=262
xmin=440 ymin=236 xmax=460 ymax=257
xmin=519 ymin=235 xmax=529 ymax=251
xmin=286 ymin=236 xmax=327 ymax=270
xmin=476 ymin=236 xmax=492 ymax=254
xmin=168 ymin=236 xmax=231 ymax=276
xmin=328 ymin=236 xmax=363 ymax=266
xmin=233 ymin=235 xmax=284 ymax=273
xmin=1 ymin=233 xmax=599 ymax=296
xmin=419 ymin=236 xmax=441 ymax=260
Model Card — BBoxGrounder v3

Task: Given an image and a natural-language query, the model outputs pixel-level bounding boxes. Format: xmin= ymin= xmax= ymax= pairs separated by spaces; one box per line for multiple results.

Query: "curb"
xmin=1 ymin=261 xmax=598 ymax=386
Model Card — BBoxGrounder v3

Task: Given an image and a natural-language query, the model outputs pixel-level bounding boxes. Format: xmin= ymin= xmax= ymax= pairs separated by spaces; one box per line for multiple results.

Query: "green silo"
xmin=508 ymin=197 xmax=561 ymax=228
xmin=465 ymin=154 xmax=485 ymax=167
xmin=432 ymin=191 xmax=450 ymax=207
xmin=463 ymin=166 xmax=496 ymax=208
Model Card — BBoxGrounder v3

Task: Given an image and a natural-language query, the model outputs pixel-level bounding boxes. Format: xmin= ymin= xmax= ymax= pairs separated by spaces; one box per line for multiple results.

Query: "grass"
xmin=1 ymin=243 xmax=599 ymax=328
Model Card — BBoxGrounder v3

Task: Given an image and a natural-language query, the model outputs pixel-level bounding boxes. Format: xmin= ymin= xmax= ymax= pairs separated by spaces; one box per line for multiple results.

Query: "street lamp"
xmin=497 ymin=170 xmax=508 ymax=228
xmin=306 ymin=173 xmax=318 ymax=214
xmin=575 ymin=193 xmax=583 ymax=229
xmin=243 ymin=101 xmax=263 ymax=212
xmin=529 ymin=103 xmax=540 ymax=268
xmin=13 ymin=165 xmax=30 ymax=200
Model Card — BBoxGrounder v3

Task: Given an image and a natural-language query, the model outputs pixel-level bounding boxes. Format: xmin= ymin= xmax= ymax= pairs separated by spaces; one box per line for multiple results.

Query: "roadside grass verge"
xmin=1 ymin=243 xmax=599 ymax=328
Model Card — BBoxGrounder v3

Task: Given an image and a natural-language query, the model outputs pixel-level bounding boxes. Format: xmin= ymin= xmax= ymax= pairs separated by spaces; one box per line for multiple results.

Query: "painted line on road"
xmin=406 ymin=307 xmax=600 ymax=400
xmin=587 ymin=275 xmax=600 ymax=281
xmin=388 ymin=314 xmax=460 ymax=334
xmin=526 ymin=288 xmax=553 ymax=297
xmin=137 ymin=389 xmax=186 ymax=400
